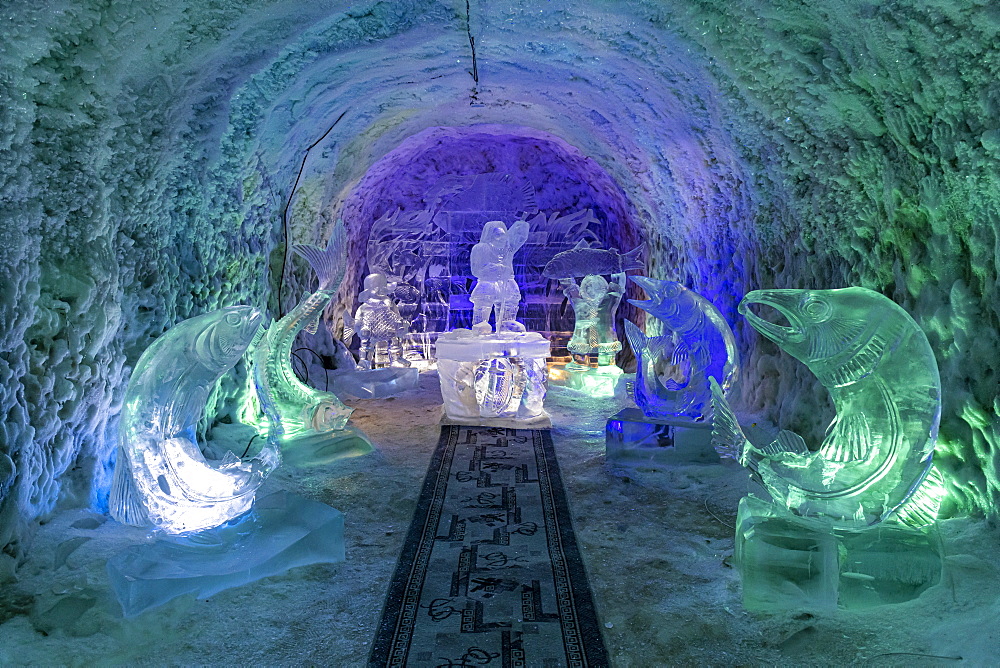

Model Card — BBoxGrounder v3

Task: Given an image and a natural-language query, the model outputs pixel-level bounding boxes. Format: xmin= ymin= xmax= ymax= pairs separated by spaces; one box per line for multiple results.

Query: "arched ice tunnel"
xmin=2 ymin=0 xmax=1000 ymax=648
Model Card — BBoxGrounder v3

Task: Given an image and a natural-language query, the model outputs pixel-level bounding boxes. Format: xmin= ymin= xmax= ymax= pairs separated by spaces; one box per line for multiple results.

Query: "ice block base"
xmin=330 ymin=366 xmax=419 ymax=399
xmin=548 ymin=363 xmax=625 ymax=398
xmin=106 ymin=491 xmax=345 ymax=617
xmin=605 ymin=408 xmax=717 ymax=464
xmin=735 ymin=495 xmax=943 ymax=612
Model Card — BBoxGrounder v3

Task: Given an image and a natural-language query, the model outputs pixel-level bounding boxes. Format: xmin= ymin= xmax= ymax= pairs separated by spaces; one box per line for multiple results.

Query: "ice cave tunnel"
xmin=2 ymin=0 xmax=1000 ymax=664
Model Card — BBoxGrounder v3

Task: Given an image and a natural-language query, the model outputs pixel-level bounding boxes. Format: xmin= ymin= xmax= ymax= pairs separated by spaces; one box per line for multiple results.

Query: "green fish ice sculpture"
xmin=109 ymin=306 xmax=282 ymax=534
xmin=254 ymin=222 xmax=353 ymax=439
xmin=711 ymin=287 xmax=943 ymax=528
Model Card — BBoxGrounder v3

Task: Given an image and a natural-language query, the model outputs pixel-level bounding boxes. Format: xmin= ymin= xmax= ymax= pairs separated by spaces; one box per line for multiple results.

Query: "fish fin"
xmin=305 ymin=310 xmax=321 ymax=335
xmin=709 ymin=377 xmax=751 ymax=462
xmin=670 ymin=340 xmax=690 ymax=366
xmin=108 ymin=447 xmax=150 ymax=527
xmin=892 ymin=464 xmax=945 ymax=529
xmin=248 ymin=320 xmax=265 ymax=350
xmin=818 ymin=413 xmax=874 ymax=462
xmin=293 ymin=222 xmax=347 ymax=291
xmin=620 ymin=243 xmax=645 ymax=272
xmin=342 ymin=311 xmax=356 ymax=344
xmin=573 ymin=239 xmax=589 ymax=249
xmin=762 ymin=430 xmax=809 ymax=456
xmin=624 ymin=319 xmax=647 ymax=355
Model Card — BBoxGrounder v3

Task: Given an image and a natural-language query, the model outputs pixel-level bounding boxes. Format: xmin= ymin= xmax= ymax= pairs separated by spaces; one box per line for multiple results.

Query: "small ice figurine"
xmin=625 ymin=277 xmax=739 ymax=422
xmin=559 ymin=273 xmax=626 ymax=366
xmin=344 ymin=273 xmax=411 ymax=369
xmin=470 ymin=219 xmax=530 ymax=335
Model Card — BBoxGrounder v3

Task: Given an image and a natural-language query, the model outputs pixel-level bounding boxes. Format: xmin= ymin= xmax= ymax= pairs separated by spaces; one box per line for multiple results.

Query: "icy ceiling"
xmin=2 ymin=0 xmax=999 ymax=555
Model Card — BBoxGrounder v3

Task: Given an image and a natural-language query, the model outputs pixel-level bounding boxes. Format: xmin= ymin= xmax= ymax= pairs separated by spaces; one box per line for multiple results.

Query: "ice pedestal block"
xmin=548 ymin=363 xmax=625 ymax=398
xmin=605 ymin=408 xmax=717 ymax=464
xmin=330 ymin=366 xmax=419 ymax=399
xmin=735 ymin=496 xmax=942 ymax=612
xmin=106 ymin=491 xmax=345 ymax=617
xmin=436 ymin=330 xmax=550 ymax=423
xmin=279 ymin=427 xmax=374 ymax=468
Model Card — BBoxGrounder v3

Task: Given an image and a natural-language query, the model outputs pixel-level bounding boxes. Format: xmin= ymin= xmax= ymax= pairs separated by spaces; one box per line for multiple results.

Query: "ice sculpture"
xmin=559 ymin=273 xmax=626 ymax=366
xmin=436 ymin=328 xmax=550 ymax=423
xmin=109 ymin=306 xmax=281 ymax=534
xmin=711 ymin=287 xmax=942 ymax=528
xmin=541 ymin=240 xmax=644 ymax=280
xmin=470 ymin=219 xmax=530 ymax=334
xmin=625 ymin=277 xmax=739 ymax=422
xmin=254 ymin=223 xmax=353 ymax=439
xmin=343 ymin=273 xmax=412 ymax=369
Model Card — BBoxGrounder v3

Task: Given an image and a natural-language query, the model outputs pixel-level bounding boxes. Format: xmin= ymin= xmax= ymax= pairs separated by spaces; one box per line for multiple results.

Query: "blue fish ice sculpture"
xmin=109 ymin=306 xmax=282 ymax=534
xmin=711 ymin=287 xmax=943 ymax=528
xmin=625 ymin=277 xmax=739 ymax=421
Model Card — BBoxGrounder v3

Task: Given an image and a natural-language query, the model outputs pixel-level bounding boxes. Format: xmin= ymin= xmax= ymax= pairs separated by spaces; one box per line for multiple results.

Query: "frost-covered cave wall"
xmin=1 ymin=0 xmax=999 ymax=557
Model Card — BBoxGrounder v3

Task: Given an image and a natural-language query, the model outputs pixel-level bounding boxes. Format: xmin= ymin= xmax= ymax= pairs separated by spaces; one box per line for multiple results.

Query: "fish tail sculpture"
xmin=722 ymin=287 xmax=942 ymax=528
xmin=626 ymin=276 xmax=739 ymax=421
xmin=254 ymin=222 xmax=353 ymax=437
xmin=109 ymin=306 xmax=281 ymax=533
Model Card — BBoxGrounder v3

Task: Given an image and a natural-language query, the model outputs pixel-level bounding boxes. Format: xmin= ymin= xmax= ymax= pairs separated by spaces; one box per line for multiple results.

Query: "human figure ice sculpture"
xmin=254 ymin=222 xmax=353 ymax=438
xmin=109 ymin=306 xmax=282 ymax=534
xmin=559 ymin=273 xmax=626 ymax=366
xmin=343 ymin=273 xmax=411 ymax=369
xmin=625 ymin=277 xmax=739 ymax=422
xmin=469 ymin=219 xmax=530 ymax=335
xmin=711 ymin=287 xmax=943 ymax=528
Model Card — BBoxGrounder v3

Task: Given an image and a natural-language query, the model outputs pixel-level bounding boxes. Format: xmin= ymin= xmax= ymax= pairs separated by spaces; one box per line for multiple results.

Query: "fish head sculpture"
xmin=738 ymin=288 xmax=882 ymax=372
xmin=195 ymin=306 xmax=264 ymax=370
xmin=628 ymin=277 xmax=695 ymax=327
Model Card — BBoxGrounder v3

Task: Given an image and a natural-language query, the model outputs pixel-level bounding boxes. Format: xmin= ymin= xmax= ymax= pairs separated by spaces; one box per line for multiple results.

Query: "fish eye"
xmin=225 ymin=312 xmax=243 ymax=326
xmin=802 ymin=295 xmax=831 ymax=320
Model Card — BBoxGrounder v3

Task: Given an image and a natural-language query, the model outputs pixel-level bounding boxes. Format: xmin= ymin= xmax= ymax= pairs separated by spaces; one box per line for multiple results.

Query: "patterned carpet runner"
xmin=370 ymin=425 xmax=609 ymax=667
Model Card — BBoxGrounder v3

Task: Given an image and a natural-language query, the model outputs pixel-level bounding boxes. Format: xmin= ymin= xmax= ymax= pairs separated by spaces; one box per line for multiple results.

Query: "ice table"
xmin=436 ymin=329 xmax=550 ymax=426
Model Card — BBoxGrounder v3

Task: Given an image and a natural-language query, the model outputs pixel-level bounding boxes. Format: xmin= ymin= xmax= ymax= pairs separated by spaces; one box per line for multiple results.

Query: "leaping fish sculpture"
xmin=710 ymin=287 xmax=943 ymax=528
xmin=254 ymin=221 xmax=353 ymax=438
xmin=625 ymin=277 xmax=739 ymax=421
xmin=109 ymin=306 xmax=281 ymax=533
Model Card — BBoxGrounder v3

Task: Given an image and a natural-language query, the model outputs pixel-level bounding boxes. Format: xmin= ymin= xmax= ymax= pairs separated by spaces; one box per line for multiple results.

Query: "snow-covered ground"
xmin=1 ymin=370 xmax=997 ymax=665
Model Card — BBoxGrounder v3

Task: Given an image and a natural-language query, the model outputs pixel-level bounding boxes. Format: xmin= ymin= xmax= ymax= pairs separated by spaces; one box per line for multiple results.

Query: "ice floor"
xmin=1 ymin=370 xmax=998 ymax=665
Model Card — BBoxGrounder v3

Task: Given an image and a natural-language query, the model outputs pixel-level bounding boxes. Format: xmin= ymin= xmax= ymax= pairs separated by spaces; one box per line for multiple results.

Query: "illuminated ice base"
xmin=436 ymin=330 xmax=550 ymax=423
xmin=735 ymin=495 xmax=942 ymax=612
xmin=106 ymin=491 xmax=345 ymax=617
xmin=605 ymin=408 xmax=718 ymax=464
xmin=330 ymin=366 xmax=419 ymax=399
xmin=280 ymin=426 xmax=374 ymax=468
xmin=548 ymin=363 xmax=625 ymax=399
